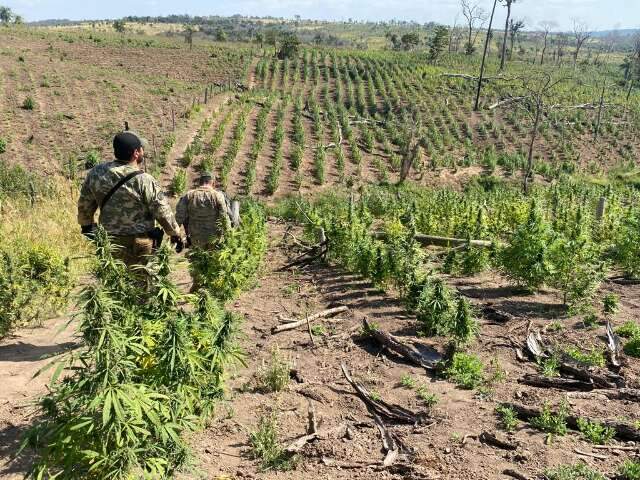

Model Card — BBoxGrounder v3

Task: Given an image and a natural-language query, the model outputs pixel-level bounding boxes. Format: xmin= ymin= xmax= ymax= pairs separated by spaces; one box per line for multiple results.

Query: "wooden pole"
xmin=596 ymin=196 xmax=606 ymax=221
xmin=594 ymin=82 xmax=606 ymax=141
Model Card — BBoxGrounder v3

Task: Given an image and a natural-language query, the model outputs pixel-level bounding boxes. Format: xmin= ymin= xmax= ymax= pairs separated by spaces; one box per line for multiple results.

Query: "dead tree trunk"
xmin=474 ymin=0 xmax=498 ymax=111
xmin=500 ymin=1 xmax=512 ymax=71
xmin=594 ymin=82 xmax=606 ymax=141
xmin=524 ymin=97 xmax=542 ymax=195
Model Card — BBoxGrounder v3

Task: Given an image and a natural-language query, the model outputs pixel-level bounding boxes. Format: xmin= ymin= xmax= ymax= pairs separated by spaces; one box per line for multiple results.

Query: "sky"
xmin=3 ymin=0 xmax=639 ymax=32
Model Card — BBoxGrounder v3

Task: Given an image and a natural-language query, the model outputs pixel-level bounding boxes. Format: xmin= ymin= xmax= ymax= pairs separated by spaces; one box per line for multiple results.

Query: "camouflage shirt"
xmin=175 ymin=186 xmax=231 ymax=248
xmin=77 ymin=161 xmax=180 ymax=237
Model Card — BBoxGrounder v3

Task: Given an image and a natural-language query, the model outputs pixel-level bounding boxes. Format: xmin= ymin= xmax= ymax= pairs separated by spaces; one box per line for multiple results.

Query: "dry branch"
xmin=272 ymin=306 xmax=348 ymax=334
xmin=341 ymin=363 xmax=427 ymax=425
xmin=517 ymin=373 xmax=594 ymax=391
xmin=488 ymin=96 xmax=527 ymax=110
xmin=479 ymin=431 xmax=518 ymax=451
xmin=606 ymin=320 xmax=623 ymax=367
xmin=372 ymin=231 xmax=493 ymax=248
xmin=503 ymin=403 xmax=640 ymax=442
xmin=363 ymin=319 xmax=441 ymax=371
xmin=481 ymin=306 xmax=517 ymax=324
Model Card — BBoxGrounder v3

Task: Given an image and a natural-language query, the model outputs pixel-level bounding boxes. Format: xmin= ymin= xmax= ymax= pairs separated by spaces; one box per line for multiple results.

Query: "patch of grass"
xmin=256 ymin=347 xmax=291 ymax=393
xmin=444 ymin=352 xmax=484 ymax=389
xmin=22 ymin=96 xmax=35 ymax=110
xmin=0 ymin=137 xmax=6 ymax=154
xmin=564 ymin=346 xmax=606 ymax=368
xmin=495 ymin=404 xmax=518 ymax=432
xmin=544 ymin=463 xmax=605 ymax=480
xmin=249 ymin=413 xmax=295 ymax=471
xmin=618 ymin=460 xmax=640 ymax=480
xmin=400 ymin=373 xmax=416 ymax=389
xmin=416 ymin=385 xmax=438 ymax=408
xmin=576 ymin=418 xmax=615 ymax=445
xmin=531 ymin=402 xmax=569 ymax=437
xmin=582 ymin=312 xmax=599 ymax=329
xmin=616 ymin=321 xmax=640 ymax=339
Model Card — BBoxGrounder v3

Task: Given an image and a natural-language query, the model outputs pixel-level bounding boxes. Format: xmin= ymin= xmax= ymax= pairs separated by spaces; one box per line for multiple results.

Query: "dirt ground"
xmin=3 ymin=221 xmax=637 ymax=480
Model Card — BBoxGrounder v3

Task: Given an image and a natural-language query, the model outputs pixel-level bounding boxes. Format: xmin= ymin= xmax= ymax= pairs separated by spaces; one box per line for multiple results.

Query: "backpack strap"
xmin=100 ymin=171 xmax=143 ymax=210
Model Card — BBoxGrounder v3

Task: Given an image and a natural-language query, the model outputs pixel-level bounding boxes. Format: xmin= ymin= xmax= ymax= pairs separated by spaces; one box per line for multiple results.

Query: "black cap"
xmin=113 ymin=131 xmax=147 ymax=161
xmin=200 ymin=171 xmax=213 ymax=182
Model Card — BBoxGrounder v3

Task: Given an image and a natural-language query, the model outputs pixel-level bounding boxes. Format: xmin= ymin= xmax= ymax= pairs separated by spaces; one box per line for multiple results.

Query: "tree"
xmin=277 ymin=32 xmax=300 ymax=60
xmin=428 ymin=25 xmax=449 ymax=64
xmin=400 ymin=32 xmax=420 ymax=50
xmin=183 ymin=25 xmax=195 ymax=50
xmin=264 ymin=29 xmax=279 ymax=56
xmin=508 ymin=19 xmax=525 ymax=59
xmin=572 ymin=19 xmax=591 ymax=69
xmin=13 ymin=14 xmax=22 ymax=24
xmin=214 ymin=27 xmax=227 ymax=42
xmin=255 ymin=32 xmax=264 ymax=49
xmin=112 ymin=19 xmax=126 ymax=34
xmin=0 ymin=6 xmax=13 ymax=24
xmin=499 ymin=0 xmax=517 ymax=70
xmin=461 ymin=0 xmax=486 ymax=55
xmin=539 ymin=21 xmax=556 ymax=65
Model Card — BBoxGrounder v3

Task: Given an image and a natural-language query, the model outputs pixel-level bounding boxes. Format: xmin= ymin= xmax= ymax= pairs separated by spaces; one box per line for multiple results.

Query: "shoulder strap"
xmin=100 ymin=171 xmax=143 ymax=210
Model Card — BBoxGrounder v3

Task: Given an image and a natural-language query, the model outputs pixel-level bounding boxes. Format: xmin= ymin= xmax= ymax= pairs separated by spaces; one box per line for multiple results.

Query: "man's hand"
xmin=171 ymin=235 xmax=185 ymax=254
xmin=81 ymin=224 xmax=97 ymax=240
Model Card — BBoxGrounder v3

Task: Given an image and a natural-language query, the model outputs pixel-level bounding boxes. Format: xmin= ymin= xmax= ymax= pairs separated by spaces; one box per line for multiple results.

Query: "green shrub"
xmin=564 ymin=346 xmax=606 ymax=367
xmin=0 ymin=137 xmax=7 ymax=154
xmin=170 ymin=168 xmax=187 ymax=196
xmin=495 ymin=405 xmax=518 ymax=432
xmin=249 ymin=413 xmax=295 ymax=471
xmin=22 ymin=96 xmax=36 ymax=110
xmin=618 ymin=460 xmax=640 ymax=480
xmin=499 ymin=200 xmax=554 ymax=291
xmin=616 ymin=321 xmax=640 ymax=338
xmin=188 ymin=201 xmax=266 ymax=302
xmin=400 ymin=373 xmax=416 ymax=389
xmin=444 ymin=352 xmax=484 ymax=389
xmin=531 ymin=402 xmax=569 ymax=436
xmin=22 ymin=231 xmax=242 ymax=479
xmin=616 ymin=209 xmax=640 ymax=278
xmin=576 ymin=418 xmax=615 ymax=445
xmin=416 ymin=385 xmax=438 ymax=408
xmin=84 ymin=150 xmax=100 ymax=169
xmin=602 ymin=293 xmax=620 ymax=316
xmin=623 ymin=337 xmax=640 ymax=358
xmin=544 ymin=463 xmax=605 ymax=480
xmin=416 ymin=278 xmax=454 ymax=336
xmin=256 ymin=347 xmax=291 ymax=393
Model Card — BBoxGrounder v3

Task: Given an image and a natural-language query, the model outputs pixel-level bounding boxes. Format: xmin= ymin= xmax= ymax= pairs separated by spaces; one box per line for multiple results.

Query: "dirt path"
xmin=0 ymin=318 xmax=78 ymax=479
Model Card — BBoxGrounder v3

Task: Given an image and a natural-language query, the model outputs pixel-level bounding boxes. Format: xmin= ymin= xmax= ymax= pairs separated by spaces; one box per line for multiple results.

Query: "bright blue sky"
xmin=4 ymin=0 xmax=639 ymax=31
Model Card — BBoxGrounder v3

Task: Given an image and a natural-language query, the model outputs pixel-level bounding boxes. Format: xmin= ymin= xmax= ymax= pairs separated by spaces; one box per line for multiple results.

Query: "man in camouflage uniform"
xmin=175 ymin=172 xmax=231 ymax=290
xmin=77 ymin=131 xmax=184 ymax=267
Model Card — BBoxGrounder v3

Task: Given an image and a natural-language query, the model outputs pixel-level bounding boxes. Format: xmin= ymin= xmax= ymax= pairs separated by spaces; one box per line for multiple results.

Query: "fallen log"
xmin=272 ymin=306 xmax=348 ymax=334
xmin=503 ymin=469 xmax=530 ymax=480
xmin=341 ymin=363 xmax=427 ymax=425
xmin=479 ymin=431 xmax=518 ymax=451
xmin=503 ymin=403 xmax=640 ymax=442
xmin=481 ymin=306 xmax=517 ymax=324
xmin=372 ymin=231 xmax=493 ymax=248
xmin=363 ymin=319 xmax=441 ymax=371
xmin=558 ymin=362 xmax=625 ymax=389
xmin=517 ymin=373 xmax=594 ymax=391
xmin=599 ymin=388 xmax=640 ymax=403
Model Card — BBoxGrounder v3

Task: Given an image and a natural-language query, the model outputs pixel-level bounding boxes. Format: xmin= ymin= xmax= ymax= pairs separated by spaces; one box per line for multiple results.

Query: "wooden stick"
xmin=592 ymin=445 xmax=639 ymax=451
xmin=372 ymin=231 xmax=493 ymax=248
xmin=574 ymin=448 xmax=608 ymax=460
xmin=272 ymin=306 xmax=348 ymax=334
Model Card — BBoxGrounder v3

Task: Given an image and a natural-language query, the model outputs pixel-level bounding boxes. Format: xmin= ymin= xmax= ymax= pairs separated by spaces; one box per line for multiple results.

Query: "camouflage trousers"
xmin=111 ymin=235 xmax=154 ymax=268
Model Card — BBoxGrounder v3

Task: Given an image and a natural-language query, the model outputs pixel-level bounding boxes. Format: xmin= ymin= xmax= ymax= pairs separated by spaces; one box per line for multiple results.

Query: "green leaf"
xmin=102 ymin=390 xmax=112 ymax=426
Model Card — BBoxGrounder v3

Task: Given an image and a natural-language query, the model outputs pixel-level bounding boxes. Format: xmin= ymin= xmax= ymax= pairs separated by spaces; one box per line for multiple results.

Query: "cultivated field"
xmin=1 ymin=19 xmax=640 ymax=480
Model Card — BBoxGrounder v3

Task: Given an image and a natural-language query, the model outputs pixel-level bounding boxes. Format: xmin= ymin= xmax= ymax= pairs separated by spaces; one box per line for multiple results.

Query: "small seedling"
xmin=256 ymin=347 xmax=291 ymax=393
xmin=495 ymin=404 xmax=518 ymax=432
xmin=564 ymin=346 xmax=606 ymax=368
xmin=548 ymin=320 xmax=565 ymax=332
xmin=400 ymin=373 xmax=416 ymax=389
xmin=249 ymin=413 xmax=295 ymax=471
xmin=310 ymin=324 xmax=326 ymax=336
xmin=603 ymin=293 xmax=620 ymax=316
xmin=370 ymin=391 xmax=382 ymax=402
xmin=582 ymin=312 xmax=599 ymax=329
xmin=444 ymin=352 xmax=485 ymax=389
xmin=416 ymin=385 xmax=438 ymax=408
xmin=531 ymin=402 xmax=569 ymax=438
xmin=539 ymin=355 xmax=561 ymax=378
xmin=576 ymin=418 xmax=615 ymax=445
xmin=22 ymin=96 xmax=35 ymax=110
